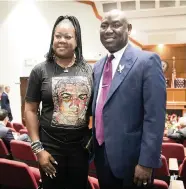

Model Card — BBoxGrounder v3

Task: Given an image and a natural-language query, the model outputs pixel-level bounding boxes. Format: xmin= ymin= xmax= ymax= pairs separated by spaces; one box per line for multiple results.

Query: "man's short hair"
xmin=0 ymin=109 xmax=8 ymax=121
xmin=5 ymin=86 xmax=10 ymax=90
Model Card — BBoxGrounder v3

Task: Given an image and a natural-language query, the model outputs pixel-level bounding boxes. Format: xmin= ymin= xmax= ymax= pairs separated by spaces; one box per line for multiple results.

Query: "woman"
xmin=25 ymin=15 xmax=93 ymax=189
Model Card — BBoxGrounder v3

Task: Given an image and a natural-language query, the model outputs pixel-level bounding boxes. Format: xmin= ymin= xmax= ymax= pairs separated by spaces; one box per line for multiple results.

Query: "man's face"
xmin=5 ymin=87 xmax=10 ymax=93
xmin=100 ymin=11 xmax=131 ymax=53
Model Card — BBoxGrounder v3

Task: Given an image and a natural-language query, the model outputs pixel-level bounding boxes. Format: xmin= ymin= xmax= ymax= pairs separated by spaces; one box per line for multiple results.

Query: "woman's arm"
xmin=25 ymin=101 xmax=57 ymax=177
xmin=24 ymin=65 xmax=56 ymax=177
xmin=24 ymin=101 xmax=40 ymax=142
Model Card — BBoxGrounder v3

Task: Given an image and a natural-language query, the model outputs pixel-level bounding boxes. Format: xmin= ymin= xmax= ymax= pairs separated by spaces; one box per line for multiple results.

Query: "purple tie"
xmin=95 ymin=55 xmax=114 ymax=145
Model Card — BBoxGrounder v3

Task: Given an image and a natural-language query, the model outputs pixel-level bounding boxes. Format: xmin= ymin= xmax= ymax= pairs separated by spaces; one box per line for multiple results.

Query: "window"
xmin=180 ymin=0 xmax=186 ymax=6
xmin=159 ymin=0 xmax=175 ymax=8
xmin=140 ymin=0 xmax=155 ymax=9
xmin=121 ymin=1 xmax=136 ymax=11
xmin=102 ymin=3 xmax=117 ymax=12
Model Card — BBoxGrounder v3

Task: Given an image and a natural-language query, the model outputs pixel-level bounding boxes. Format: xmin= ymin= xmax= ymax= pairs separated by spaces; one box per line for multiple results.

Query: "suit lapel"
xmin=105 ymin=44 xmax=138 ymax=105
xmin=92 ymin=56 xmax=107 ymax=113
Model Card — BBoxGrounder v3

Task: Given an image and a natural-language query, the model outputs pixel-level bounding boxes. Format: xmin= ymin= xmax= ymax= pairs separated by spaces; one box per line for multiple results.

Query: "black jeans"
xmin=39 ymin=128 xmax=89 ymax=189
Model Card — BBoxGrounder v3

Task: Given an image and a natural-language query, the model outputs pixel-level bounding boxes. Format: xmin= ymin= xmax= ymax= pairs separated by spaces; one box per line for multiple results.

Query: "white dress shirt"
xmin=96 ymin=44 xmax=128 ymax=104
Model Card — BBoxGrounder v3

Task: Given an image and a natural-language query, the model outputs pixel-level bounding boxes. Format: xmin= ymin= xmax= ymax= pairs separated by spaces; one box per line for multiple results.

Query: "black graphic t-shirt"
xmin=25 ymin=60 xmax=93 ymax=142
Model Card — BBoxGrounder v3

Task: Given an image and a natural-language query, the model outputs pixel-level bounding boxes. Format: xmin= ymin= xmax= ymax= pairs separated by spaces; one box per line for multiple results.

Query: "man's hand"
xmin=133 ymin=164 xmax=152 ymax=187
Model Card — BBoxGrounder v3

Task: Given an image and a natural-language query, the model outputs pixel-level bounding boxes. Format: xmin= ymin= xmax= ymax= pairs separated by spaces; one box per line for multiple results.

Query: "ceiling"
xmin=94 ymin=0 xmax=186 ymax=45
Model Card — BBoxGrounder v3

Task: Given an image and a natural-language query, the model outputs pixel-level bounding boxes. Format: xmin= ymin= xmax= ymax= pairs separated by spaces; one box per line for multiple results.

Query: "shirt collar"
xmin=0 ymin=121 xmax=5 ymax=126
xmin=3 ymin=91 xmax=8 ymax=96
xmin=108 ymin=43 xmax=128 ymax=61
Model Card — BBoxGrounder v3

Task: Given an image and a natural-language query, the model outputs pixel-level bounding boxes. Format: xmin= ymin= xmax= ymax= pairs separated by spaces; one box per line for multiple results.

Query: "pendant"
xmin=64 ymin=69 xmax=68 ymax=73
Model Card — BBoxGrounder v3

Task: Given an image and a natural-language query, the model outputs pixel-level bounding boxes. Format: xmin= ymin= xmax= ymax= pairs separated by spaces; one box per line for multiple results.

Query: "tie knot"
xmin=108 ymin=54 xmax=114 ymax=62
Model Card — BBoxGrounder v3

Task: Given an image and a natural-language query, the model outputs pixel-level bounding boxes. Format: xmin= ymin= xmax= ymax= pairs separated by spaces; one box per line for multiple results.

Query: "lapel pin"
xmin=118 ymin=65 xmax=124 ymax=73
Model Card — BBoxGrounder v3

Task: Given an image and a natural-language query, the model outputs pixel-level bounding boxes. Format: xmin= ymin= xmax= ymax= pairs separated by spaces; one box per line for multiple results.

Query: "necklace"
xmin=56 ymin=57 xmax=75 ymax=73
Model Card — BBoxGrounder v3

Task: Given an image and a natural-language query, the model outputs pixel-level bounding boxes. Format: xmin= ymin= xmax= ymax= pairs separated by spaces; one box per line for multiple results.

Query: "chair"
xmin=179 ymin=157 xmax=186 ymax=188
xmin=9 ymin=127 xmax=17 ymax=132
xmin=13 ymin=122 xmax=25 ymax=132
xmin=6 ymin=121 xmax=14 ymax=129
xmin=183 ymin=140 xmax=186 ymax=147
xmin=163 ymin=137 xmax=176 ymax=143
xmin=162 ymin=143 xmax=185 ymax=164
xmin=154 ymin=155 xmax=170 ymax=185
xmin=154 ymin=179 xmax=168 ymax=189
xmin=6 ymin=121 xmax=16 ymax=132
xmin=0 ymin=158 xmax=39 ymax=189
xmin=19 ymin=128 xmax=28 ymax=135
xmin=0 ymin=139 xmax=10 ymax=158
xmin=10 ymin=140 xmax=38 ymax=167
xmin=89 ymin=161 xmax=97 ymax=178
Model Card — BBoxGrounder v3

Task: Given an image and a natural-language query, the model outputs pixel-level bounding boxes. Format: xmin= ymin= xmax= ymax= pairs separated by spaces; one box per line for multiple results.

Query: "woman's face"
xmin=53 ymin=21 xmax=77 ymax=59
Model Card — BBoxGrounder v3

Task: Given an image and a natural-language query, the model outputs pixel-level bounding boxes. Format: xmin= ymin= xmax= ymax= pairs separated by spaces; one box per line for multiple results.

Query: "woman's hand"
xmin=37 ymin=150 xmax=57 ymax=178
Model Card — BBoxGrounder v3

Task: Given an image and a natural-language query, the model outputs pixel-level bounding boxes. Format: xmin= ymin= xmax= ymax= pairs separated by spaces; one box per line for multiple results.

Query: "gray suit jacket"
xmin=0 ymin=123 xmax=14 ymax=142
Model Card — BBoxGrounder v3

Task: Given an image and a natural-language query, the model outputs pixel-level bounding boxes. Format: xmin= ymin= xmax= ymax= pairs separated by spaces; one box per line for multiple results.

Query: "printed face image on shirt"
xmin=52 ymin=76 xmax=91 ymax=126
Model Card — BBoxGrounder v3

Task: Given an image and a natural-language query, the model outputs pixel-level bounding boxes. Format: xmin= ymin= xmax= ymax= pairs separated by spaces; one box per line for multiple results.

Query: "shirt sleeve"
xmin=25 ymin=65 xmax=42 ymax=103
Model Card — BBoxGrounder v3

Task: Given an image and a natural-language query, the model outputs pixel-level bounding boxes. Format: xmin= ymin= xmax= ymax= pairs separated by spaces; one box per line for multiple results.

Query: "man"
xmin=0 ymin=109 xmax=30 ymax=150
xmin=1 ymin=86 xmax=13 ymax=121
xmin=92 ymin=10 xmax=166 ymax=189
xmin=167 ymin=117 xmax=186 ymax=143
xmin=0 ymin=85 xmax=4 ymax=109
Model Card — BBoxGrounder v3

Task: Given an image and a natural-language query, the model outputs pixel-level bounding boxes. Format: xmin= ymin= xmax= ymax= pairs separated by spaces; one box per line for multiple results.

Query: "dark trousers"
xmin=8 ymin=112 xmax=13 ymax=122
xmin=40 ymin=152 xmax=89 ymax=189
xmin=39 ymin=128 xmax=89 ymax=189
xmin=94 ymin=140 xmax=154 ymax=189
